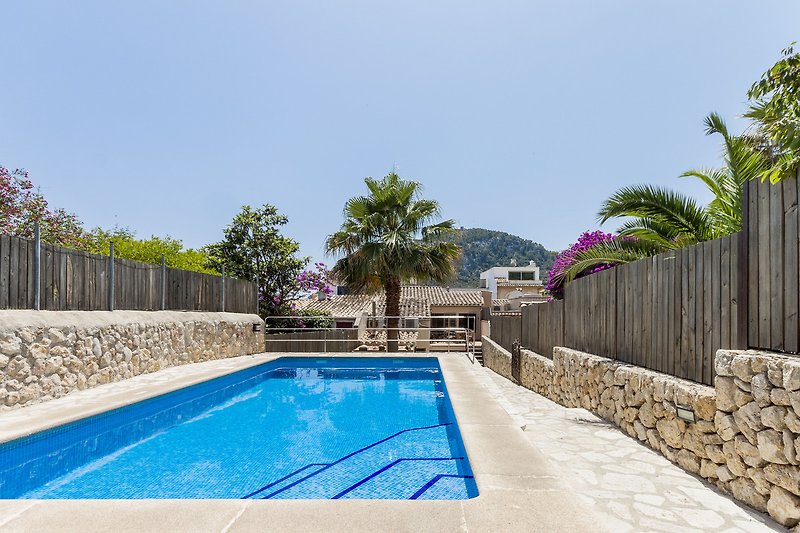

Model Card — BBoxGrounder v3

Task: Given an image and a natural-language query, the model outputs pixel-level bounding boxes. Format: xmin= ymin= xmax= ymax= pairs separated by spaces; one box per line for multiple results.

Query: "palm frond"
xmin=563 ymin=239 xmax=661 ymax=282
xmin=598 ymin=184 xmax=713 ymax=242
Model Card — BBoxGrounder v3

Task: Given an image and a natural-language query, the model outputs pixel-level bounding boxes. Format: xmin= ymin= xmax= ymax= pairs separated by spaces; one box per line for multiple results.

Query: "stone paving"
xmin=473 ymin=364 xmax=786 ymax=532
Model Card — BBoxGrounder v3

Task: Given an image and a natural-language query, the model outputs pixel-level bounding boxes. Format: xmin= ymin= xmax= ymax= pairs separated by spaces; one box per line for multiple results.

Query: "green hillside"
xmin=446 ymin=228 xmax=555 ymax=288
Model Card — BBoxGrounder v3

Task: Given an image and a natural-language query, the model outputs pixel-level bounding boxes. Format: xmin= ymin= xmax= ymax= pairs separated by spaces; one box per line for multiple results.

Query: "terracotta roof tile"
xmin=401 ymin=285 xmax=484 ymax=306
xmin=295 ymin=285 xmax=484 ymax=318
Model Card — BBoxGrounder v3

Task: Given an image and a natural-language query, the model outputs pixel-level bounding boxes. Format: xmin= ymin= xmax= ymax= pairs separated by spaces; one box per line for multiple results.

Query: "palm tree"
xmin=326 ymin=173 xmax=461 ymax=352
xmin=745 ymin=43 xmax=800 ymax=183
xmin=561 ymin=114 xmax=770 ymax=283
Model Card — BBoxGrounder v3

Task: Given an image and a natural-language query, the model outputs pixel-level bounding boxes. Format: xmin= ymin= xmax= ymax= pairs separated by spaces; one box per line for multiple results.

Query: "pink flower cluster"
xmin=296 ymin=262 xmax=333 ymax=297
xmin=0 ymin=166 xmax=86 ymax=247
xmin=545 ymin=230 xmax=616 ymax=299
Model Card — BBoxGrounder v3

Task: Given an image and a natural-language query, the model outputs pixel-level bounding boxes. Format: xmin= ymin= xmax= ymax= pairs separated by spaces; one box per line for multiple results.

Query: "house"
xmin=296 ymin=285 xmax=491 ymax=346
xmin=480 ymin=260 xmax=546 ymax=300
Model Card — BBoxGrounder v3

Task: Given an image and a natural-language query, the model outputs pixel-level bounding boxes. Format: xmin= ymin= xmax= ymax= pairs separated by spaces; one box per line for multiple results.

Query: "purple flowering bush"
xmin=264 ymin=263 xmax=334 ymax=330
xmin=545 ymin=231 xmax=617 ymax=300
xmin=295 ymin=262 xmax=334 ymax=298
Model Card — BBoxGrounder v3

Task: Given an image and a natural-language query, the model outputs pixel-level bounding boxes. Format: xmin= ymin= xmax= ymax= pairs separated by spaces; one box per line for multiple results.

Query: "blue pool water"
xmin=0 ymin=357 xmax=478 ymax=500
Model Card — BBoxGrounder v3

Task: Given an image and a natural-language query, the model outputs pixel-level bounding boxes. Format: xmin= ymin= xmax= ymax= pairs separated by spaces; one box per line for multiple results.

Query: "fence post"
xmin=108 ymin=242 xmax=115 ymax=311
xmin=254 ymin=274 xmax=260 ymax=316
xmin=160 ymin=255 xmax=166 ymax=311
xmin=737 ymin=181 xmax=750 ymax=349
xmin=33 ymin=223 xmax=41 ymax=310
xmin=221 ymin=265 xmax=226 ymax=312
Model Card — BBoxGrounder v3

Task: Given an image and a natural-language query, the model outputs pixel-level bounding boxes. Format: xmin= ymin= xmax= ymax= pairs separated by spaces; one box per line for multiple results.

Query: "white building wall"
xmin=480 ymin=262 xmax=542 ymax=299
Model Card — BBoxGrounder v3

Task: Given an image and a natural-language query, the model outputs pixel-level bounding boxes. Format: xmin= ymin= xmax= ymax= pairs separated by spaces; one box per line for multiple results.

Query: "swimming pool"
xmin=0 ymin=357 xmax=478 ymax=500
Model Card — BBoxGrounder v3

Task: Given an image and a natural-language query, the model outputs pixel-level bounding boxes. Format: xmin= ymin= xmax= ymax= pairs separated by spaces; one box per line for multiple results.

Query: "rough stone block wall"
xmin=519 ymin=348 xmax=554 ymax=398
xmin=484 ymin=336 xmax=800 ymax=529
xmin=714 ymin=350 xmax=800 ymax=527
xmin=482 ymin=337 xmax=512 ymax=379
xmin=0 ymin=310 xmax=265 ymax=410
xmin=482 ymin=337 xmax=554 ymax=397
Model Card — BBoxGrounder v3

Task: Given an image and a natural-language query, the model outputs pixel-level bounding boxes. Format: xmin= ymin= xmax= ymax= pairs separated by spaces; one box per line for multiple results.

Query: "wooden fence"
xmin=746 ymin=175 xmax=800 ymax=353
xmin=265 ymin=329 xmax=360 ymax=352
xmin=522 ymin=299 xmax=565 ymax=359
xmin=0 ymin=234 xmax=258 ymax=314
xmin=563 ymin=234 xmax=741 ymax=385
xmin=490 ymin=171 xmax=800 ymax=387
xmin=489 ymin=313 xmax=521 ymax=354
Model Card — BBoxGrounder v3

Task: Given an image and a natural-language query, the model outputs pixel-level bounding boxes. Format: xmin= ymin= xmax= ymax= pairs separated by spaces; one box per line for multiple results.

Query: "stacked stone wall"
xmin=483 ymin=337 xmax=554 ymax=397
xmin=0 ymin=310 xmax=264 ymax=410
xmin=484 ymin=336 xmax=800 ymax=528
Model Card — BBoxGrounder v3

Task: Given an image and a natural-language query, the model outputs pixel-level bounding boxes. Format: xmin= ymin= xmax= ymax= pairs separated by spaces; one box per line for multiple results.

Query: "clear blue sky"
xmin=1 ymin=1 xmax=798 ymax=264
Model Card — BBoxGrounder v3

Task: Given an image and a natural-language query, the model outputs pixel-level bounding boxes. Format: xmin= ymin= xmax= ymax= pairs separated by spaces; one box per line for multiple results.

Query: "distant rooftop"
xmin=496 ymin=280 xmax=544 ymax=287
xmin=296 ymin=285 xmax=485 ymax=319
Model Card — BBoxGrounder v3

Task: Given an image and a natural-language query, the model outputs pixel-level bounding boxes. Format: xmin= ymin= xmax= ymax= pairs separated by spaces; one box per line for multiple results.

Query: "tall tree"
xmin=326 ymin=173 xmax=461 ymax=352
xmin=746 ymin=43 xmax=800 ymax=183
xmin=205 ymin=204 xmax=307 ymax=318
xmin=0 ymin=166 xmax=86 ymax=247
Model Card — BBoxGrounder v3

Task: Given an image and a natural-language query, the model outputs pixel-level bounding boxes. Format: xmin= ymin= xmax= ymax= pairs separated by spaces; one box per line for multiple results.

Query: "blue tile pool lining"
xmin=0 ymin=357 xmax=478 ymax=500
xmin=241 ymin=422 xmax=474 ymax=500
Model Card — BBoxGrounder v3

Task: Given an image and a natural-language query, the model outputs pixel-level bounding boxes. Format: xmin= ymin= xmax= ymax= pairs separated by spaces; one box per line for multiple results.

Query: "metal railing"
xmin=263 ymin=315 xmax=477 ymax=364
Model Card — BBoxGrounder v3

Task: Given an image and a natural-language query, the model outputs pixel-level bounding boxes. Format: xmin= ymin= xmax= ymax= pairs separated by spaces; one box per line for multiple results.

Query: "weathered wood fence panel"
xmin=226 ymin=277 xmax=259 ymax=316
xmin=0 ymin=236 xmax=34 ymax=310
xmin=491 ymin=172 xmax=800 ymax=387
xmin=563 ymin=267 xmax=616 ymax=357
xmin=265 ymin=329 xmax=360 ymax=352
xmin=747 ymin=172 xmax=800 ymax=354
xmin=488 ymin=313 xmax=522 ymax=354
xmin=521 ymin=300 xmax=563 ymax=359
xmin=0 ymin=233 xmax=258 ymax=314
xmin=495 ymin=230 xmax=742 ymax=386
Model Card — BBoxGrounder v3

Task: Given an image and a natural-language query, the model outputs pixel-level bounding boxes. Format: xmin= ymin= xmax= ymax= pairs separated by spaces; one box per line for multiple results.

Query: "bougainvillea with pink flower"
xmin=259 ymin=262 xmax=335 ymax=329
xmin=295 ymin=262 xmax=333 ymax=298
xmin=545 ymin=231 xmax=617 ymax=299
xmin=0 ymin=166 xmax=86 ymax=247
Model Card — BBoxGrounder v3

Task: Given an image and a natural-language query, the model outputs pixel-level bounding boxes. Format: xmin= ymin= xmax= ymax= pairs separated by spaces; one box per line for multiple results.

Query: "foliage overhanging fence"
xmin=490 ymin=170 xmax=800 ymax=387
xmin=0 ymin=233 xmax=258 ymax=314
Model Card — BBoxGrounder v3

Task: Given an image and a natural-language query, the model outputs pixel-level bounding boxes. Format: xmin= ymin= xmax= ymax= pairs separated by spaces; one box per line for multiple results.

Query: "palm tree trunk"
xmin=385 ymin=278 xmax=401 ymax=353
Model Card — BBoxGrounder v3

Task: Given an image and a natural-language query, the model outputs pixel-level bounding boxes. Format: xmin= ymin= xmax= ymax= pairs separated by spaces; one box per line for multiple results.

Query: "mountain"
xmin=446 ymin=228 xmax=555 ymax=288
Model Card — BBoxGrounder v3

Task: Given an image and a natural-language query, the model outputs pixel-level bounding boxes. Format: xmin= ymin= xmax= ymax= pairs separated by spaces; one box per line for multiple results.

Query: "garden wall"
xmin=0 ymin=310 xmax=264 ymax=410
xmin=483 ymin=337 xmax=800 ymax=528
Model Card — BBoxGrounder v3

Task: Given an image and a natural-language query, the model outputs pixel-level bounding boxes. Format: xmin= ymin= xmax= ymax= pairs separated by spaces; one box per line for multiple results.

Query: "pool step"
xmin=473 ymin=345 xmax=484 ymax=365
xmin=242 ymin=463 xmax=329 ymax=499
xmin=243 ymin=424 xmax=472 ymax=500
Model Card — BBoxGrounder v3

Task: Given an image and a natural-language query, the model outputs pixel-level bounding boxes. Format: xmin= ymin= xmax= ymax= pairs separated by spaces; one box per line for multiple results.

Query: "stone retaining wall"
xmin=483 ymin=337 xmax=554 ymax=397
xmin=0 ymin=310 xmax=264 ymax=410
xmin=482 ymin=337 xmax=512 ymax=379
xmin=483 ymin=336 xmax=800 ymax=529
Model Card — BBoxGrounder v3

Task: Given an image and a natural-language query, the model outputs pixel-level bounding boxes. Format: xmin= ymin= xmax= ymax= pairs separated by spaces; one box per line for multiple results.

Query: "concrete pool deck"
xmin=476 ymin=365 xmax=786 ymax=532
xmin=0 ymin=353 xmax=604 ymax=533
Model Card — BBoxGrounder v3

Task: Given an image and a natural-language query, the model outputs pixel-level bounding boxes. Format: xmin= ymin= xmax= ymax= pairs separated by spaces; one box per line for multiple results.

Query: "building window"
xmin=508 ymin=271 xmax=536 ymax=281
xmin=479 ymin=279 xmax=487 ymax=288
xmin=430 ymin=314 xmax=476 ymax=339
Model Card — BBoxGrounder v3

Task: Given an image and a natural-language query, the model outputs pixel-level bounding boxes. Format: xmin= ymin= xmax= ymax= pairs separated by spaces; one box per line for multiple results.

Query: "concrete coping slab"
xmin=0 ymin=310 xmax=262 ymax=333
